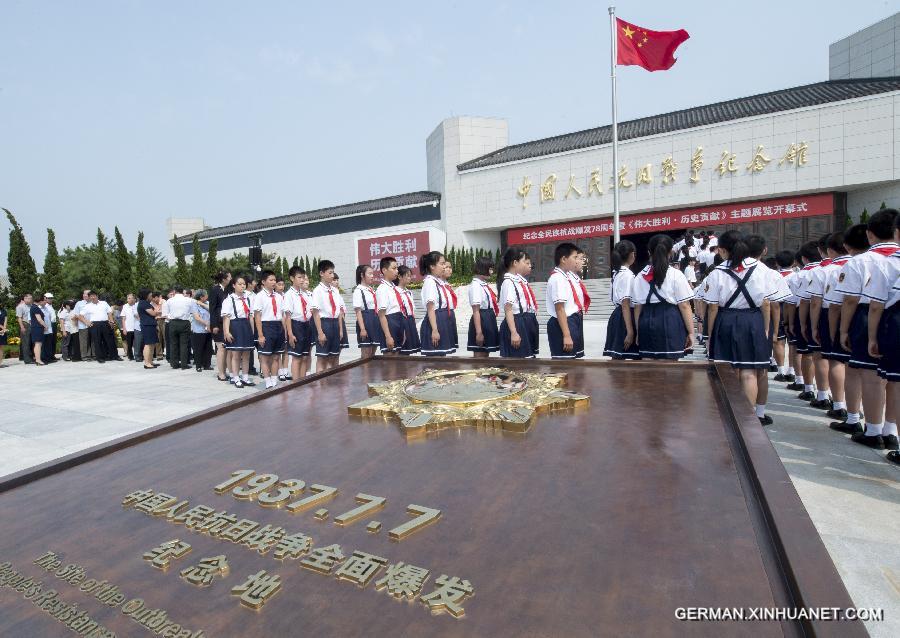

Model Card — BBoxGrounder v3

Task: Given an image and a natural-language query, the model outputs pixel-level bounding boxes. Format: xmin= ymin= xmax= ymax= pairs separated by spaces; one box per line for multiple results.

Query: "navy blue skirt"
xmin=637 ymin=302 xmax=688 ymax=360
xmin=877 ymin=303 xmax=900 ymax=382
xmin=401 ymin=315 xmax=421 ymax=355
xmin=604 ymin=305 xmax=640 ymax=360
xmin=709 ymin=308 xmax=771 ymax=369
xmin=225 ymin=318 xmax=254 ymax=351
xmin=258 ymin=320 xmax=286 ymax=355
xmin=356 ymin=308 xmax=382 ymax=348
xmin=467 ymin=308 xmax=500 ymax=352
xmin=499 ymin=313 xmax=539 ymax=359
xmin=848 ymin=304 xmax=877 ymax=370
xmin=420 ymin=310 xmax=456 ymax=356
xmin=316 ymin=317 xmax=349 ymax=357
xmin=288 ymin=319 xmax=313 ymax=357
xmin=449 ymin=309 xmax=459 ymax=349
xmin=548 ymin=313 xmax=585 ymax=359
xmin=31 ymin=323 xmax=45 ymax=344
xmin=380 ymin=312 xmax=406 ymax=353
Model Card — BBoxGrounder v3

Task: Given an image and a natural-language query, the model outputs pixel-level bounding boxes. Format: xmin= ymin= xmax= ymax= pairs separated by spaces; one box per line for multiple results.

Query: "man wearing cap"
xmin=41 ymin=293 xmax=58 ymax=363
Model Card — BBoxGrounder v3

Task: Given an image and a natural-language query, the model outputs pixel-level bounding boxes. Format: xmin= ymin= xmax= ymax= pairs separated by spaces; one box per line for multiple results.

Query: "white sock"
xmin=795 ymin=376 xmax=804 ymax=384
xmin=769 ymin=357 xmax=776 ymax=365
xmin=804 ymin=384 xmax=814 ymax=392
xmin=883 ymin=422 xmax=898 ymax=437
xmin=788 ymin=367 xmax=795 ymax=375
xmin=816 ymin=390 xmax=828 ymax=401
xmin=833 ymin=401 xmax=846 ymax=410
xmin=864 ymin=422 xmax=883 ymax=436
xmin=846 ymin=412 xmax=860 ymax=424
xmin=241 ymin=373 xmax=249 ymax=382
xmin=755 ymin=404 xmax=766 ymax=417
xmin=779 ymin=366 xmax=788 ymax=374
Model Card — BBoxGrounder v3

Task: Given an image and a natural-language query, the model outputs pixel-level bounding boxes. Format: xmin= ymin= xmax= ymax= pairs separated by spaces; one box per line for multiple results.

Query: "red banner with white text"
xmin=357 ymin=231 xmax=430 ymax=282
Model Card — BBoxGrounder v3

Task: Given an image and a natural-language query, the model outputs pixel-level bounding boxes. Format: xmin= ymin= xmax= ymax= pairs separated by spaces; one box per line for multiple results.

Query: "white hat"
xmin=44 ymin=292 xmax=54 ymax=299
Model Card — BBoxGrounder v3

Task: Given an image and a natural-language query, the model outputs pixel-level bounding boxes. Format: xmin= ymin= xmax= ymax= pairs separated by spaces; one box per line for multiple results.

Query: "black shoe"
xmin=850 ymin=432 xmax=885 ymax=449
xmin=773 ymin=373 xmax=787 ymax=382
xmin=830 ymin=421 xmax=863 ymax=434
xmin=826 ymin=408 xmax=848 ymax=420
xmin=203 ymin=366 xmax=214 ymax=371
xmin=98 ymin=360 xmax=106 ymax=364
xmin=887 ymin=451 xmax=900 ymax=466
xmin=234 ymin=379 xmax=245 ymax=388
xmin=758 ymin=415 xmax=773 ymax=426
xmin=809 ymin=398 xmax=831 ymax=409
xmin=797 ymin=391 xmax=815 ymax=401
xmin=768 ymin=364 xmax=778 ymax=372
xmin=171 ymin=364 xmax=181 ymax=369
xmin=782 ymin=373 xmax=795 ymax=383
xmin=277 ymin=374 xmax=287 ymax=382
xmin=196 ymin=367 xmax=203 ymax=372
xmin=285 ymin=375 xmax=293 ymax=381
xmin=883 ymin=435 xmax=899 ymax=451
xmin=243 ymin=379 xmax=256 ymax=387
xmin=113 ymin=357 xmax=124 ymax=361
xmin=786 ymin=382 xmax=804 ymax=391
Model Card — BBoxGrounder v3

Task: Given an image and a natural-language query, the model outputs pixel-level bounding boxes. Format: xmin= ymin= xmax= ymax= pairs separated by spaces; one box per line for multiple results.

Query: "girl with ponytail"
xmin=631 ymin=234 xmax=695 ymax=359
xmin=704 ymin=230 xmax=775 ymax=425
xmin=497 ymin=248 xmax=540 ymax=358
xmin=418 ymin=251 xmax=456 ymax=356
xmin=603 ymin=240 xmax=640 ymax=360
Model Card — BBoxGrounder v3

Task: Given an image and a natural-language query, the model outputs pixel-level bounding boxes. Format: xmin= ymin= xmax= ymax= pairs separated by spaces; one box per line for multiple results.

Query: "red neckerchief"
xmin=325 ymin=285 xmax=337 ymax=316
xmin=428 ymin=276 xmax=451 ymax=316
xmin=480 ymin=281 xmax=499 ymax=314
xmin=641 ymin=267 xmax=654 ymax=282
xmin=402 ymin=289 xmax=415 ymax=319
xmin=802 ymin=261 xmax=820 ymax=271
xmin=580 ymin=280 xmax=591 ymax=312
xmin=779 ymin=269 xmax=792 ymax=278
xmin=388 ymin=283 xmax=407 ymax=317
xmin=238 ymin=295 xmax=250 ymax=317
xmin=869 ymin=242 xmax=899 ymax=257
xmin=363 ymin=286 xmax=378 ymax=312
xmin=820 ymin=258 xmax=832 ymax=267
xmin=830 ymin=255 xmax=850 ymax=266
xmin=443 ymin=282 xmax=458 ymax=310
xmin=553 ymin=268 xmax=583 ymax=313
xmin=266 ymin=289 xmax=278 ymax=318
xmin=518 ymin=277 xmax=537 ymax=311
xmin=290 ymin=287 xmax=308 ymax=320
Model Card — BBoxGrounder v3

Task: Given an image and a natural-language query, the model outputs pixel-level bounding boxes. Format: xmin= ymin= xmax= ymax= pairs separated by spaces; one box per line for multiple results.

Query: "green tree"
xmin=172 ymin=234 xmax=190 ymax=286
xmin=93 ymin=228 xmax=113 ymax=294
xmin=880 ymin=201 xmax=887 ymax=209
xmin=205 ymin=239 xmax=218 ymax=284
xmin=135 ymin=231 xmax=152 ymax=289
xmin=860 ymin=208 xmax=870 ymax=224
xmin=292 ymin=256 xmax=299 ymax=269
xmin=113 ymin=226 xmax=134 ymax=298
xmin=190 ymin=234 xmax=205 ymax=288
xmin=3 ymin=208 xmax=39 ymax=299
xmin=41 ymin=228 xmax=65 ymax=301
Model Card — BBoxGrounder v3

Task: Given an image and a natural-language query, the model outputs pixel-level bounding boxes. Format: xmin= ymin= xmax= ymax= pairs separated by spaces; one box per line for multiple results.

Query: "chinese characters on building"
xmin=356 ymin=231 xmax=430 ymax=281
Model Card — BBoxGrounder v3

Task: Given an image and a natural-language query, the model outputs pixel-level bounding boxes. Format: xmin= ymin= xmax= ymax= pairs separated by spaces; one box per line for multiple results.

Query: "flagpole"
xmin=608 ymin=6 xmax=620 ymax=245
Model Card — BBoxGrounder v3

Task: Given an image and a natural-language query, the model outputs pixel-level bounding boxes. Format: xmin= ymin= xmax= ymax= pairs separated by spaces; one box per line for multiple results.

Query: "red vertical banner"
xmin=356 ymin=231 xmax=430 ymax=282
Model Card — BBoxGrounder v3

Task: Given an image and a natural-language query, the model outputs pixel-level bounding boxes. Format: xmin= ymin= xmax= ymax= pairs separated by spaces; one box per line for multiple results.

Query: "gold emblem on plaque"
xmin=348 ymin=367 xmax=589 ymax=438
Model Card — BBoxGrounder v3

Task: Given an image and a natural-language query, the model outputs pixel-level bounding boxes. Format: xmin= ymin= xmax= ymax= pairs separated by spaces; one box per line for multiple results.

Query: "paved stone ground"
xmin=0 ymin=323 xmax=897 ymax=634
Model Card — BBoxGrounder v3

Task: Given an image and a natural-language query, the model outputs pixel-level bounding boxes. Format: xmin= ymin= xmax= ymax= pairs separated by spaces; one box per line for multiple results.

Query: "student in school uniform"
xmin=771 ymin=250 xmax=796 ymax=382
xmin=547 ymin=243 xmax=585 ymax=360
xmin=837 ymin=209 xmax=899 ymax=449
xmin=221 ymin=275 xmax=257 ymax=388
xmin=783 ymin=251 xmax=807 ymax=391
xmin=797 ymin=235 xmax=834 ymax=408
xmin=496 ymin=248 xmax=540 ymax=359
xmin=868 ymin=214 xmax=900 ymax=462
xmin=253 ymin=270 xmax=286 ymax=389
xmin=441 ymin=261 xmax=460 ymax=351
xmin=631 ymin=234 xmax=695 ymax=360
xmin=807 ymin=233 xmax=845 ymax=412
xmin=815 ymin=233 xmax=853 ymax=421
xmin=136 ymin=289 xmax=161 ymax=369
xmin=274 ymin=276 xmax=291 ymax=380
xmin=376 ymin=257 xmax=404 ymax=356
xmin=792 ymin=242 xmax=823 ymax=402
xmin=284 ymin=266 xmax=314 ymax=381
xmin=705 ymin=231 xmax=776 ymax=424
xmin=826 ymin=225 xmax=870 ymax=433
xmin=603 ymin=240 xmax=639 ymax=360
xmin=311 ymin=260 xmax=348 ymax=371
xmin=746 ymin=235 xmax=790 ymax=373
xmin=467 ymin=255 xmax=500 ymax=358
xmin=353 ymin=264 xmax=382 ymax=359
xmin=419 ymin=251 xmax=458 ymax=356
xmin=395 ymin=265 xmax=420 ymax=355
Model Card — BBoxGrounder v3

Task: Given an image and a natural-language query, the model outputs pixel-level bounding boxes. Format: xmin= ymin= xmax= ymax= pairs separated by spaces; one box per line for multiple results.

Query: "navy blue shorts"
xmin=848 ymin=304 xmax=877 ymax=370
xmin=316 ymin=317 xmax=349 ymax=357
xmin=791 ymin=312 xmax=810 ymax=354
xmin=877 ymin=303 xmax=899 ymax=382
xmin=548 ymin=313 xmax=585 ymax=359
xmin=380 ymin=312 xmax=406 ymax=353
xmin=257 ymin=320 xmax=286 ymax=355
xmin=288 ymin=319 xmax=312 ymax=357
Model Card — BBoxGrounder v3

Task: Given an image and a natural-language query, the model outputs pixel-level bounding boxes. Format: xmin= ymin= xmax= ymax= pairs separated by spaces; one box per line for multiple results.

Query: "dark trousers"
xmin=19 ymin=322 xmax=33 ymax=363
xmin=191 ymin=332 xmax=212 ymax=369
xmin=61 ymin=334 xmax=72 ymax=360
xmin=124 ymin=331 xmax=135 ymax=359
xmin=41 ymin=334 xmax=54 ymax=362
xmin=89 ymin=323 xmax=117 ymax=362
xmin=169 ymin=319 xmax=191 ymax=368
xmin=165 ymin=322 xmax=173 ymax=362
xmin=133 ymin=330 xmax=143 ymax=360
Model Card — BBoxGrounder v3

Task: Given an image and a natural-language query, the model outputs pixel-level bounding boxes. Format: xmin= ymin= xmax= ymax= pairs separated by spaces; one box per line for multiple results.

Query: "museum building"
xmin=173 ymin=13 xmax=900 ymax=280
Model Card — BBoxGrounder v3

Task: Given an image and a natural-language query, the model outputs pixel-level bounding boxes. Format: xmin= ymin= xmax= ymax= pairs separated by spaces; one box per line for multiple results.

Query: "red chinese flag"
xmin=616 ymin=18 xmax=689 ymax=72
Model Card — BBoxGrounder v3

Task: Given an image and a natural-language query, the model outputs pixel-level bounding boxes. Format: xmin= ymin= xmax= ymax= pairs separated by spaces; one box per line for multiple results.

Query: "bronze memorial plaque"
xmin=0 ymin=358 xmax=865 ymax=637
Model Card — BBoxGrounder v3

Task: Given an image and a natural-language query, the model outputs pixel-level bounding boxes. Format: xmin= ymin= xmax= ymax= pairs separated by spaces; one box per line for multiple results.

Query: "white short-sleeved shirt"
xmin=253 ymin=288 xmax=284 ymax=321
xmin=864 ymin=250 xmax=900 ymax=305
xmin=821 ymin=256 xmax=852 ymax=306
xmin=120 ymin=303 xmax=138 ymax=331
xmin=311 ymin=283 xmax=343 ymax=319
xmin=704 ymin=259 xmax=777 ymax=309
xmin=420 ymin=275 xmax=450 ymax=311
xmin=807 ymin=258 xmax=842 ymax=308
xmin=353 ymin=285 xmax=378 ymax=312
xmin=72 ymin=299 xmax=89 ymax=329
xmin=284 ymin=287 xmax=312 ymax=322
xmin=761 ymin=264 xmax=791 ymax=303
xmin=83 ymin=300 xmax=112 ymax=322
xmin=683 ymin=265 xmax=697 ymax=284
xmin=784 ymin=270 xmax=804 ymax=306
xmin=500 ymin=274 xmax=536 ymax=314
xmin=631 ymin=266 xmax=694 ymax=305
xmin=160 ymin=298 xmax=170 ymax=321
xmin=698 ymin=249 xmax=715 ymax=269
xmin=836 ymin=242 xmax=900 ymax=304
xmin=376 ymin=282 xmax=404 ymax=316
xmin=545 ymin=268 xmax=582 ymax=317
xmin=707 ymin=234 xmax=719 ymax=248
xmin=221 ymin=293 xmax=252 ymax=320
xmin=611 ymin=267 xmax=635 ymax=306
xmin=794 ymin=262 xmax=821 ymax=301
xmin=468 ymin=278 xmax=499 ymax=314
xmin=886 ymin=277 xmax=900 ymax=310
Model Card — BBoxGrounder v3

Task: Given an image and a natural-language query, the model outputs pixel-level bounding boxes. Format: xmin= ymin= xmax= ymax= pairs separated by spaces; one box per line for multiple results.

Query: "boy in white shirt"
xmin=253 ymin=270 xmax=286 ymax=389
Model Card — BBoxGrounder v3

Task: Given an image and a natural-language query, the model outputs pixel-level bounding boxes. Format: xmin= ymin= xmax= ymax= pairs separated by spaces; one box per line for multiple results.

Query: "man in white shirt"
xmin=83 ymin=290 xmax=120 ymax=363
xmin=72 ymin=289 xmax=93 ymax=361
xmin=166 ymin=286 xmax=194 ymax=369
xmin=15 ymin=294 xmax=35 ymax=364
xmin=120 ymin=293 xmax=138 ymax=361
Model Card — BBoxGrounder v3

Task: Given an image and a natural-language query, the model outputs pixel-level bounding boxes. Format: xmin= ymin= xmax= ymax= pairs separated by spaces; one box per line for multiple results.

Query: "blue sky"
xmin=1 ymin=0 xmax=896 ymax=268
